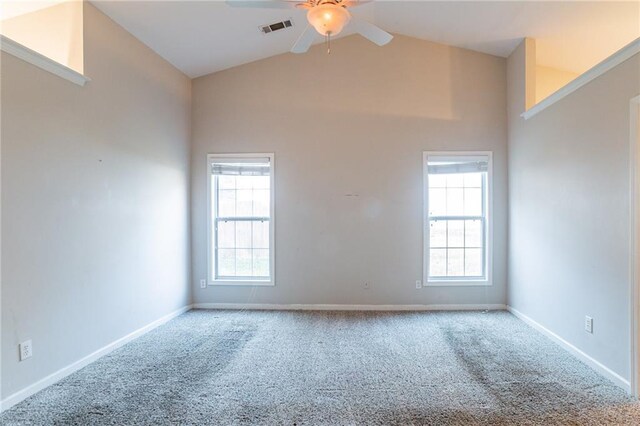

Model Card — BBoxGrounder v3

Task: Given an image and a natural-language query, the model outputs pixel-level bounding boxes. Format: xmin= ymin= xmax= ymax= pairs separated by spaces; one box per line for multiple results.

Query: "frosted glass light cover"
xmin=307 ymin=4 xmax=351 ymax=36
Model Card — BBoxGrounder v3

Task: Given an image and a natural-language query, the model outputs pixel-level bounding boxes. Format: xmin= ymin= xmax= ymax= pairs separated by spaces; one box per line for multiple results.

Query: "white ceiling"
xmin=91 ymin=0 xmax=639 ymax=78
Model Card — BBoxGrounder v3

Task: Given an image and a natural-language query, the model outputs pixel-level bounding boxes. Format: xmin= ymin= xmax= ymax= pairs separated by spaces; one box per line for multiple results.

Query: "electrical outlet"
xmin=585 ymin=316 xmax=593 ymax=334
xmin=416 ymin=280 xmax=422 ymax=289
xmin=363 ymin=282 xmax=369 ymax=290
xmin=200 ymin=279 xmax=207 ymax=289
xmin=19 ymin=340 xmax=32 ymax=361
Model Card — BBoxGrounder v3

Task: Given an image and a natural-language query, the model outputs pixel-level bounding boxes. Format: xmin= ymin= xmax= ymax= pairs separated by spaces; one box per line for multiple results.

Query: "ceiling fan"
xmin=227 ymin=0 xmax=393 ymax=54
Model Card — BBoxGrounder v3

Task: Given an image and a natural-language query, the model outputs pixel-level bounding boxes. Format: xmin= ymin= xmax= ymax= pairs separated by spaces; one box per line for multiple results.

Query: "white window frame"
xmin=207 ymin=153 xmax=275 ymax=286
xmin=423 ymin=151 xmax=493 ymax=287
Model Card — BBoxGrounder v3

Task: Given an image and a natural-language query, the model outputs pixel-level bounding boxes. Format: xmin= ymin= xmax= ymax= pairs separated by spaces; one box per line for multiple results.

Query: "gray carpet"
xmin=1 ymin=310 xmax=638 ymax=425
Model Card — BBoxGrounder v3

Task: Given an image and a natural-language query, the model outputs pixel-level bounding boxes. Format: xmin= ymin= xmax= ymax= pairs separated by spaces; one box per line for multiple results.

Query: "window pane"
xmin=236 ymin=189 xmax=253 ymax=216
xmin=251 ymin=175 xmax=270 ymax=190
xmin=429 ymin=220 xmax=446 ymax=248
xmin=218 ymin=223 xmax=271 ymax=278
xmin=429 ymin=174 xmax=447 ymax=188
xmin=211 ymin=158 xmax=273 ymax=281
xmin=465 ymin=220 xmax=483 ymax=248
xmin=425 ymin=155 xmax=489 ymax=281
xmin=236 ymin=249 xmax=252 ymax=276
xmin=218 ymin=190 xmax=236 ymax=217
xmin=218 ymin=249 xmax=235 ymax=276
xmin=447 ymin=249 xmax=464 ymax=276
xmin=446 ymin=188 xmax=464 ymax=215
xmin=464 ymin=188 xmax=482 ymax=216
xmin=447 ymin=220 xmax=464 ymax=247
xmin=430 ymin=249 xmax=446 ymax=277
xmin=429 ymin=188 xmax=446 ymax=216
xmin=463 ymin=173 xmax=482 ymax=188
xmin=218 ymin=175 xmax=236 ymax=190
xmin=253 ymin=189 xmax=270 ymax=217
xmin=236 ymin=175 xmax=253 ymax=189
xmin=252 ymin=221 xmax=269 ymax=249
xmin=253 ymin=249 xmax=270 ymax=277
xmin=465 ymin=248 xmax=483 ymax=276
xmin=446 ymin=174 xmax=463 ymax=187
xmin=235 ymin=221 xmax=252 ymax=249
xmin=217 ymin=221 xmax=235 ymax=248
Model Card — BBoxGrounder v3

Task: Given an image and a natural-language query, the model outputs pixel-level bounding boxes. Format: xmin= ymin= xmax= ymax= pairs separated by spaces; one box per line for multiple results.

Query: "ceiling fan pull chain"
xmin=327 ymin=32 xmax=331 ymax=54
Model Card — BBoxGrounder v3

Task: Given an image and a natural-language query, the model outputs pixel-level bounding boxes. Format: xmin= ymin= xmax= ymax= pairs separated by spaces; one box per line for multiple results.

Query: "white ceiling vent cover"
xmin=260 ymin=19 xmax=293 ymax=34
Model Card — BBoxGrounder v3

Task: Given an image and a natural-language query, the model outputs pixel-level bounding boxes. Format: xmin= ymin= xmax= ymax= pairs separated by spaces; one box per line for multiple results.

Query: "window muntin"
xmin=425 ymin=154 xmax=490 ymax=283
xmin=209 ymin=156 xmax=274 ymax=283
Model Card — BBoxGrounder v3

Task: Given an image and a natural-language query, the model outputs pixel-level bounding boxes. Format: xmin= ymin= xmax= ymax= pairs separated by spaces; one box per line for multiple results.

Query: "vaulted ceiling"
xmin=87 ymin=1 xmax=638 ymax=78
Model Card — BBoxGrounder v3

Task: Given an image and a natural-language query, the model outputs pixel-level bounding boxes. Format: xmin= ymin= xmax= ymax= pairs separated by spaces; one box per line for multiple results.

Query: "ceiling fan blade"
xmin=225 ymin=0 xmax=303 ymax=9
xmin=351 ymin=19 xmax=393 ymax=46
xmin=339 ymin=0 xmax=373 ymax=8
xmin=291 ymin=25 xmax=317 ymax=54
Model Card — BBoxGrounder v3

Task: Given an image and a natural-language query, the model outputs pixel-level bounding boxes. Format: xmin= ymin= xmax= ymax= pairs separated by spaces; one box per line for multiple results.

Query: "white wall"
xmin=191 ymin=35 xmax=508 ymax=307
xmin=1 ymin=3 xmax=191 ymax=400
xmin=507 ymin=40 xmax=640 ymax=383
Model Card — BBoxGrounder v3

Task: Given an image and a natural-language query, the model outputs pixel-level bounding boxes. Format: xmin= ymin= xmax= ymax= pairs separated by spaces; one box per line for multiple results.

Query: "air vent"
xmin=260 ymin=19 xmax=293 ymax=34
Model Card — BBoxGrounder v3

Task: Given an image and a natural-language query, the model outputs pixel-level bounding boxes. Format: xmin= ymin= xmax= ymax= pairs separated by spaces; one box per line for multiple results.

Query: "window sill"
xmin=209 ymin=280 xmax=274 ymax=287
xmin=0 ymin=35 xmax=90 ymax=87
xmin=425 ymin=280 xmax=491 ymax=287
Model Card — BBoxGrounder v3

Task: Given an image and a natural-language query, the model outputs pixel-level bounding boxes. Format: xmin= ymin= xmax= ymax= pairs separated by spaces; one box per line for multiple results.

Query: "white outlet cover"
xmin=585 ymin=316 xmax=593 ymax=333
xmin=416 ymin=280 xmax=422 ymax=289
xmin=19 ymin=340 xmax=33 ymax=361
xmin=200 ymin=279 xmax=207 ymax=289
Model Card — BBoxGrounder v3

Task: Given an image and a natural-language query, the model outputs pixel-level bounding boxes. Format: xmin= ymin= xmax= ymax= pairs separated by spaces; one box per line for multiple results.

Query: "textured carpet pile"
xmin=1 ymin=310 xmax=638 ymax=425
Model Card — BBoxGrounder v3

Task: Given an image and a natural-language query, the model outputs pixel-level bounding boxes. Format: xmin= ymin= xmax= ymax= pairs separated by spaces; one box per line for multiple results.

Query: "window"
xmin=423 ymin=152 xmax=492 ymax=285
xmin=208 ymin=154 xmax=274 ymax=285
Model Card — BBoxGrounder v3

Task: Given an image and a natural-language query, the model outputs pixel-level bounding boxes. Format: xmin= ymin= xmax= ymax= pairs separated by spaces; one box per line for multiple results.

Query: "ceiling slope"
xmin=91 ymin=1 xmax=640 ymax=78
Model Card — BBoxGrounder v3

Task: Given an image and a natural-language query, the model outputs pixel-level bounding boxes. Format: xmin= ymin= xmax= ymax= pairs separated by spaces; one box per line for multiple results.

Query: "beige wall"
xmin=1 ymin=3 xmax=191 ymax=399
xmin=191 ymin=35 xmax=508 ymax=307
xmin=1 ymin=0 xmax=84 ymax=73
xmin=535 ymin=65 xmax=578 ymax=104
xmin=508 ymin=39 xmax=640 ymax=382
xmin=636 ymin=100 xmax=640 ymax=394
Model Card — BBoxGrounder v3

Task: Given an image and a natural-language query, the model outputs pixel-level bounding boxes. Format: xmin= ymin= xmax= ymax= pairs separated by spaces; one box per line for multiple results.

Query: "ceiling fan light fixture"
xmin=307 ymin=3 xmax=351 ymax=36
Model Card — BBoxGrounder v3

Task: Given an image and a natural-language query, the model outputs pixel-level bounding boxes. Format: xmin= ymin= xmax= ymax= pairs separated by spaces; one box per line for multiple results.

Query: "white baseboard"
xmin=507 ymin=306 xmax=630 ymax=393
xmin=193 ymin=303 xmax=507 ymax=311
xmin=0 ymin=305 xmax=192 ymax=413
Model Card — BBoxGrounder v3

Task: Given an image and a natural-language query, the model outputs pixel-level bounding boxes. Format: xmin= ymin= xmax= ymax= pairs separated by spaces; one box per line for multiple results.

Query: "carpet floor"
xmin=1 ymin=310 xmax=638 ymax=425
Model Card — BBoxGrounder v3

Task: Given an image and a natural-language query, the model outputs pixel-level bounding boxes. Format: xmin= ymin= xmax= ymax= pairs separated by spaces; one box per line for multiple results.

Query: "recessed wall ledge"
xmin=0 ymin=35 xmax=90 ymax=87
xmin=522 ymin=37 xmax=640 ymax=120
